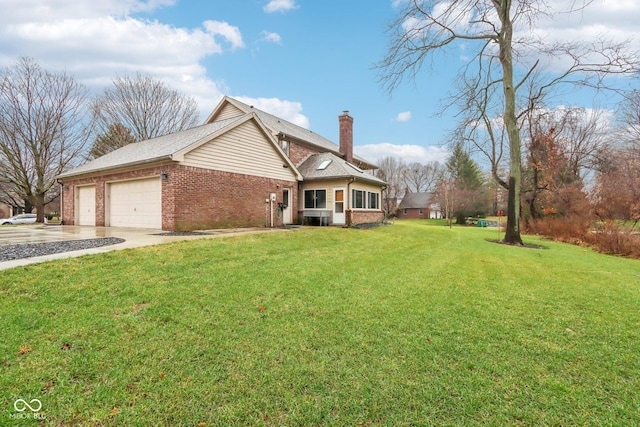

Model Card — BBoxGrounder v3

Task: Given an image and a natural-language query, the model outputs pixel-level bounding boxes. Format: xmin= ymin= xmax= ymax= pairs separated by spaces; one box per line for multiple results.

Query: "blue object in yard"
xmin=477 ymin=219 xmax=487 ymax=227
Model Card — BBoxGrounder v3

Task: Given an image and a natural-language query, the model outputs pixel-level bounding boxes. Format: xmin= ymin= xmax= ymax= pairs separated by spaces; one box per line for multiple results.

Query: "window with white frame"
xmin=304 ymin=189 xmax=326 ymax=209
xmin=368 ymin=192 xmax=380 ymax=210
xmin=352 ymin=189 xmax=380 ymax=209
xmin=352 ymin=189 xmax=366 ymax=209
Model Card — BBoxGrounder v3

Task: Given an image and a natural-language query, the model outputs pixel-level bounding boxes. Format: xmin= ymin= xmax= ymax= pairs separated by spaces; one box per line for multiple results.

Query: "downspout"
xmin=59 ymin=180 xmax=64 ymax=225
xmin=346 ymin=177 xmax=355 ymax=227
xmin=381 ymin=185 xmax=388 ymax=222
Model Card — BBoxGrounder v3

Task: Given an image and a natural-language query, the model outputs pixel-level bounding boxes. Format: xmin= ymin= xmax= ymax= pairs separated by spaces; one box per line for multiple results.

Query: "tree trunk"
xmin=497 ymin=0 xmax=524 ymax=245
xmin=34 ymin=193 xmax=45 ymax=223
xmin=23 ymin=198 xmax=33 ymax=214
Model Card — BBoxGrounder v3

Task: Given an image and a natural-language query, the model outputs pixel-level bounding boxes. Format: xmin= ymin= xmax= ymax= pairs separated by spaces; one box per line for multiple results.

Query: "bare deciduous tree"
xmin=92 ymin=73 xmax=200 ymax=142
xmin=618 ymin=89 xmax=640 ymax=154
xmin=403 ymin=161 xmax=443 ymax=193
xmin=592 ymin=147 xmax=640 ymax=222
xmin=377 ymin=156 xmax=405 ymax=215
xmin=0 ymin=57 xmax=93 ymax=221
xmin=377 ymin=156 xmax=444 ymax=217
xmin=378 ymin=0 xmax=639 ymax=245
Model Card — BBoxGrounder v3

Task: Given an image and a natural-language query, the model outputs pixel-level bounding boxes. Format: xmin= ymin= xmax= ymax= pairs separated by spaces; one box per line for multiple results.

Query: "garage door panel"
xmin=109 ymin=178 xmax=161 ymax=229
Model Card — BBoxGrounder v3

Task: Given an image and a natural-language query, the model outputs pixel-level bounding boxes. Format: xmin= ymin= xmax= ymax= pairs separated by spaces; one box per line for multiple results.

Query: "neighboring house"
xmin=0 ymin=196 xmax=59 ymax=220
xmin=398 ymin=191 xmax=442 ymax=219
xmin=57 ymin=96 xmax=385 ymax=231
xmin=0 ymin=202 xmax=12 ymax=219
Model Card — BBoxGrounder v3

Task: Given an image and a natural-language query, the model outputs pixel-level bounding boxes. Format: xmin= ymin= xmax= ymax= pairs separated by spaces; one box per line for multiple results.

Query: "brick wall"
xmin=288 ymin=140 xmax=324 ymax=167
xmin=349 ymin=210 xmax=385 ymax=225
xmin=60 ymin=163 xmax=298 ymax=231
xmin=397 ymin=208 xmax=428 ymax=219
xmin=168 ymin=165 xmax=297 ymax=230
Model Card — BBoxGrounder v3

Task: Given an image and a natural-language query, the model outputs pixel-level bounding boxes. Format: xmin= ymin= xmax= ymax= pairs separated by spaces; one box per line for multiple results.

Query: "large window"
xmin=368 ymin=192 xmax=380 ymax=210
xmin=352 ymin=189 xmax=380 ymax=210
xmin=352 ymin=189 xmax=366 ymax=209
xmin=304 ymin=189 xmax=326 ymax=209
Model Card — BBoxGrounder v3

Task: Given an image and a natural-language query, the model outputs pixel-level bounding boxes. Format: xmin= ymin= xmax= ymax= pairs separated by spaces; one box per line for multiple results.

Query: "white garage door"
xmin=77 ymin=185 xmax=96 ymax=226
xmin=109 ymin=178 xmax=162 ymax=229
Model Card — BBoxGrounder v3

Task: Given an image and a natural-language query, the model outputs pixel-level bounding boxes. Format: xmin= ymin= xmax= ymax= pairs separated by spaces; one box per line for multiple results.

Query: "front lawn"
xmin=2 ymin=221 xmax=639 ymax=425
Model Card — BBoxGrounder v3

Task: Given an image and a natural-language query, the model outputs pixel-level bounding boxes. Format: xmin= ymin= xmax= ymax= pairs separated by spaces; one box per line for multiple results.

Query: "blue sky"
xmin=1 ymin=0 xmax=638 ymax=166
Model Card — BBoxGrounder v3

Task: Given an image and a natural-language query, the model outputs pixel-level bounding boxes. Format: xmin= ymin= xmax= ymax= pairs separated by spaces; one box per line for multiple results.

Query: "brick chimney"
xmin=339 ymin=110 xmax=353 ymax=164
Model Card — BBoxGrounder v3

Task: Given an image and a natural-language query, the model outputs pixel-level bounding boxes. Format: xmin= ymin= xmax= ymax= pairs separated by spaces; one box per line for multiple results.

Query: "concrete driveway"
xmin=0 ymin=225 xmax=282 ymax=270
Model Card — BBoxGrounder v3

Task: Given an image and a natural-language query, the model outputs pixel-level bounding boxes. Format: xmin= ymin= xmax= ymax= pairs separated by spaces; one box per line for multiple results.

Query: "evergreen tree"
xmin=89 ymin=123 xmax=136 ymax=159
xmin=445 ymin=143 xmax=488 ymax=224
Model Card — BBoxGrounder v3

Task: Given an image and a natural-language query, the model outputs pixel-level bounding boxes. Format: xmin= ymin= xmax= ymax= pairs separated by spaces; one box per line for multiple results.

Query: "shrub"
xmin=585 ymin=221 xmax=640 ymax=259
xmin=525 ymin=217 xmax=640 ymax=259
xmin=524 ymin=216 xmax=590 ymax=245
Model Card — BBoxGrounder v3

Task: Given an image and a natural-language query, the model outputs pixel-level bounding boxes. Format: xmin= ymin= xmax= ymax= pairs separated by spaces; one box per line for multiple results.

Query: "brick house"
xmin=57 ymin=97 xmax=385 ymax=231
xmin=397 ymin=191 xmax=442 ymax=219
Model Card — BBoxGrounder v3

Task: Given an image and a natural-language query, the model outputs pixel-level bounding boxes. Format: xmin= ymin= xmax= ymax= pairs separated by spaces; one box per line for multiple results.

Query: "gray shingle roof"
xmin=297 ymin=152 xmax=386 ymax=185
xmin=399 ymin=192 xmax=434 ymax=208
xmin=227 ymin=98 xmax=377 ymax=169
xmin=58 ymin=116 xmax=246 ymax=179
xmin=58 ymin=96 xmax=381 ymax=181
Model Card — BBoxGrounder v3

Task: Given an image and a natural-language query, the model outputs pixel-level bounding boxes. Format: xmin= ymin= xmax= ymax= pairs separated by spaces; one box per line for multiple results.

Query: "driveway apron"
xmin=0 ymin=225 xmax=283 ymax=270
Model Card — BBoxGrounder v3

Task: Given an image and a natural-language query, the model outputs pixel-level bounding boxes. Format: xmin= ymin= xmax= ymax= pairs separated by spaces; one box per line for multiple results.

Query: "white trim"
xmin=333 ymin=187 xmax=346 ymax=225
xmin=303 ymin=188 xmax=328 ymax=210
xmin=282 ymin=187 xmax=292 ymax=225
xmin=75 ymin=184 xmax=96 ymax=226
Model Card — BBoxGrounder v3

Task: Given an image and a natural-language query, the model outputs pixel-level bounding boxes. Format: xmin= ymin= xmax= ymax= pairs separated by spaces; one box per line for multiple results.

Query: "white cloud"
xmin=400 ymin=0 xmax=640 ymax=73
xmin=355 ymin=143 xmax=449 ymax=165
xmin=0 ymin=1 xmax=260 ymax=121
xmin=0 ymin=0 xmax=175 ymax=22
xmin=236 ymin=96 xmax=310 ymax=129
xmin=395 ymin=111 xmax=412 ymax=122
xmin=263 ymin=0 xmax=298 ymax=14
xmin=260 ymin=31 xmax=282 ymax=44
xmin=203 ymin=20 xmax=245 ymax=50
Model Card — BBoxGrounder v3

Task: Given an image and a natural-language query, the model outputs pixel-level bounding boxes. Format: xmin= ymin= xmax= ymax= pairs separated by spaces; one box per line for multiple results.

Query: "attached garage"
xmin=76 ymin=185 xmax=96 ymax=226
xmin=108 ymin=177 xmax=162 ymax=229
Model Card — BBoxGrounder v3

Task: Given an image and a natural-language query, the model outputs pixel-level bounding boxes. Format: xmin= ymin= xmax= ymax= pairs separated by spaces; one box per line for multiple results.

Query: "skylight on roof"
xmin=346 ymin=162 xmax=364 ymax=173
xmin=317 ymin=159 xmax=332 ymax=170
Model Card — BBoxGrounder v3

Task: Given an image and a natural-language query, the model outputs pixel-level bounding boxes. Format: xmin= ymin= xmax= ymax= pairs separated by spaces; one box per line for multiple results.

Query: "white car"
xmin=2 ymin=214 xmax=37 ymax=225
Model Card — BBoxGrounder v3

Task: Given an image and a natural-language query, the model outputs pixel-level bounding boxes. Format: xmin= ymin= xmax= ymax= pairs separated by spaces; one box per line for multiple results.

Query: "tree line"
xmin=377 ymin=0 xmax=640 ymax=245
xmin=377 ymin=97 xmax=640 ymax=233
xmin=0 ymin=57 xmax=200 ymax=222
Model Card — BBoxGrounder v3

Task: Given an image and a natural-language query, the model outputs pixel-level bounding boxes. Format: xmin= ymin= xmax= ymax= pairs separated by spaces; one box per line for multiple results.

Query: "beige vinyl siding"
xmin=299 ymin=179 xmax=349 ymax=211
xmin=181 ymin=120 xmax=297 ymax=181
xmin=350 ymin=181 xmax=383 ymax=195
xmin=216 ymin=103 xmax=245 ymax=121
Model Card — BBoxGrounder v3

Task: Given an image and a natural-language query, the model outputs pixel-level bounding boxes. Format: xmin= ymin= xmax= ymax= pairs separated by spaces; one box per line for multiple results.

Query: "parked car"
xmin=1 ymin=214 xmax=37 ymax=225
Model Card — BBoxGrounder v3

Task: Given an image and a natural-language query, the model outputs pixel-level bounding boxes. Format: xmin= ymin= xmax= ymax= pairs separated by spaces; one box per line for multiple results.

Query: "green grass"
xmin=2 ymin=220 xmax=639 ymax=426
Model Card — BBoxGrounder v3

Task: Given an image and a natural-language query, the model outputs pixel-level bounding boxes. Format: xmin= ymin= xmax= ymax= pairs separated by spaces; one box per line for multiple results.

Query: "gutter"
xmin=56 ymin=155 xmax=174 ymax=180
xmin=303 ymin=174 xmax=385 ymax=186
